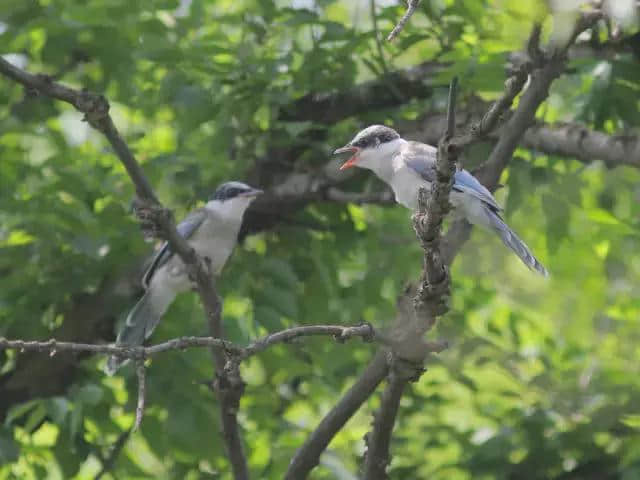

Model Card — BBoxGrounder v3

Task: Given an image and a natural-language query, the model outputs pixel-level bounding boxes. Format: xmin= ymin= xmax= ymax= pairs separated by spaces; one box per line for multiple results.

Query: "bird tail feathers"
xmin=486 ymin=208 xmax=549 ymax=277
xmin=105 ymin=287 xmax=175 ymax=375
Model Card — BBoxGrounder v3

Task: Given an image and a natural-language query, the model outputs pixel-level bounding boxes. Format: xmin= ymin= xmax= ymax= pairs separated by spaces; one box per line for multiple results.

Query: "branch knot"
xmin=76 ymin=91 xmax=110 ymax=127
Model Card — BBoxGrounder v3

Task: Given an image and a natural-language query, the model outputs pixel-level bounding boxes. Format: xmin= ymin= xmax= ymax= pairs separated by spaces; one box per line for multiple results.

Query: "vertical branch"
xmin=445 ymin=76 xmax=458 ymax=139
xmin=362 ymin=78 xmax=459 ymax=480
xmin=134 ymin=361 xmax=146 ymax=431
xmin=361 ymin=364 xmax=408 ymax=479
xmin=204 ymin=285 xmax=250 ymax=480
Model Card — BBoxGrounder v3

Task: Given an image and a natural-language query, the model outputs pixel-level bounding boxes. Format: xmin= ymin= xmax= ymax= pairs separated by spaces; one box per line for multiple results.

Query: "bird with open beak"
xmin=105 ymin=181 xmax=263 ymax=374
xmin=334 ymin=125 xmax=548 ymax=276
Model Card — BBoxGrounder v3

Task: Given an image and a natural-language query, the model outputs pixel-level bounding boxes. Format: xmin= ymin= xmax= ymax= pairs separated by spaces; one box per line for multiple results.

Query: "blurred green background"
xmin=1 ymin=0 xmax=640 ymax=478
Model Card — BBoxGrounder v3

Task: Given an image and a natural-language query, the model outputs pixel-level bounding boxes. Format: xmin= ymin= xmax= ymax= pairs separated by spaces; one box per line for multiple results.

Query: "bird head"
xmin=208 ymin=181 xmax=263 ymax=218
xmin=210 ymin=181 xmax=263 ymax=202
xmin=334 ymin=125 xmax=401 ymax=171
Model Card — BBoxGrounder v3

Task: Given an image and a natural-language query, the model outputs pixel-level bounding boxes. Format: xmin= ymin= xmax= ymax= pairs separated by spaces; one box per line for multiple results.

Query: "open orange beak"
xmin=334 ymin=146 xmax=361 ymax=170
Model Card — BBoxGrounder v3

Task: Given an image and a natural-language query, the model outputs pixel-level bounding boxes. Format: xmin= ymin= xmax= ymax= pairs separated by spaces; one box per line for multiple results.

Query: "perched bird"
xmin=106 ymin=181 xmax=263 ymax=374
xmin=334 ymin=125 xmax=548 ymax=276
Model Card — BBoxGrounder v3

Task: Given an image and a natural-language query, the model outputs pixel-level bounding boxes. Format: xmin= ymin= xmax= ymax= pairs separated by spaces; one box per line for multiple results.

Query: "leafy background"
xmin=1 ymin=0 xmax=640 ymax=478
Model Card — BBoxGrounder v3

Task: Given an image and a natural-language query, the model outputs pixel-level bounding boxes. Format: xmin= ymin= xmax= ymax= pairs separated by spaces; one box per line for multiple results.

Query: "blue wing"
xmin=454 ymin=169 xmax=502 ymax=212
xmin=402 ymin=141 xmax=438 ymax=183
xmin=141 ymin=209 xmax=207 ymax=289
xmin=401 ymin=141 xmax=501 ymax=212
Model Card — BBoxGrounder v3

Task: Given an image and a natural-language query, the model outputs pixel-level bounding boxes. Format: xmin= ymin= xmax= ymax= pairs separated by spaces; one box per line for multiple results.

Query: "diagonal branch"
xmin=94 ymin=428 xmax=132 ymax=480
xmin=481 ymin=11 xmax=602 ymax=187
xmin=387 ymin=0 xmax=421 ymax=42
xmin=284 ymin=350 xmax=390 ymax=480
xmin=361 ymin=365 xmax=408 ymax=479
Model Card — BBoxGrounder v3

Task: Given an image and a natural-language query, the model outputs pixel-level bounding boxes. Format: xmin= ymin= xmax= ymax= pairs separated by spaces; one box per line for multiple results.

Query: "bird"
xmin=334 ymin=125 xmax=548 ymax=276
xmin=105 ymin=181 xmax=263 ymax=374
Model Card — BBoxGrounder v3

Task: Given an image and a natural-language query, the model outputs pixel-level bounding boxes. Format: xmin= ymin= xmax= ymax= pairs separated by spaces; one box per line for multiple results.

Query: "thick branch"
xmin=362 ymin=368 xmax=408 ymax=479
xmin=412 ymin=77 xmax=458 ymax=318
xmin=94 ymin=429 xmax=132 ymax=480
xmin=360 ymin=78 xmax=459 ymax=480
xmin=285 ymin=350 xmax=390 ymax=480
xmin=483 ymin=58 xmax=565 ymax=186
xmin=522 ymin=122 xmax=640 ymax=168
xmin=482 ymin=12 xmax=601 ymax=186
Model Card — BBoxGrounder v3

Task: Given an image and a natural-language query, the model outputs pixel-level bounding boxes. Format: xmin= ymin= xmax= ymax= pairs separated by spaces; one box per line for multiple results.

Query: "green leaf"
xmin=0 ymin=426 xmax=19 ymax=463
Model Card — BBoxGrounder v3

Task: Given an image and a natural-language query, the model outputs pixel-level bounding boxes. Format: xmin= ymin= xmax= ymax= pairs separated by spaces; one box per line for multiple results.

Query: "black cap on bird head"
xmin=210 ymin=181 xmax=263 ymax=201
xmin=333 ymin=125 xmax=400 ymax=170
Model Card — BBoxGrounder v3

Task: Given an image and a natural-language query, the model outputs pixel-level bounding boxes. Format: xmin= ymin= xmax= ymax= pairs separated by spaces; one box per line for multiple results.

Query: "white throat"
xmin=205 ymin=197 xmax=253 ymax=223
xmin=356 ymin=138 xmax=407 ymax=183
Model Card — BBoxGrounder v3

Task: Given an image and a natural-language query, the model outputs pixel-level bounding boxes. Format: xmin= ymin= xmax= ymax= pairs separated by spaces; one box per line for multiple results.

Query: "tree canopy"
xmin=1 ymin=0 xmax=640 ymax=479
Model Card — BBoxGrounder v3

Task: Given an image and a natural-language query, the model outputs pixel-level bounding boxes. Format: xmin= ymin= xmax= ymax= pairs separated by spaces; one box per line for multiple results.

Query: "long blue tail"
xmin=105 ymin=289 xmax=167 ymax=375
xmin=486 ymin=208 xmax=549 ymax=277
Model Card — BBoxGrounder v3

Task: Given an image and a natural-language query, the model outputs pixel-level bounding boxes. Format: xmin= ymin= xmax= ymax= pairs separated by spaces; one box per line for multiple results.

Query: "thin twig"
xmin=94 ymin=429 xmax=132 ymax=480
xmin=241 ymin=323 xmax=375 ymax=359
xmin=370 ymin=0 xmax=390 ymax=74
xmin=0 ymin=324 xmax=375 ymax=359
xmin=451 ymin=26 xmax=537 ymax=150
xmin=387 ymin=0 xmax=421 ymax=42
xmin=134 ymin=361 xmax=146 ymax=431
xmin=0 ymin=336 xmax=231 ymax=357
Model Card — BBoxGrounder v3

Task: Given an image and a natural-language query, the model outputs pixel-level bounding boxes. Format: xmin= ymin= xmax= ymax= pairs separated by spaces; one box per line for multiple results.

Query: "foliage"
xmin=1 ymin=0 xmax=640 ymax=479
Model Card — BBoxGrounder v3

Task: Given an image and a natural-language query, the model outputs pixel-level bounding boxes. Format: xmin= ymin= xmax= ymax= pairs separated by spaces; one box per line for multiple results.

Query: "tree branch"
xmin=134 ymin=360 xmax=146 ymax=431
xmin=522 ymin=122 xmax=640 ymax=169
xmin=361 ymin=366 xmax=408 ymax=479
xmin=94 ymin=428 xmax=132 ymax=480
xmin=240 ymin=324 xmax=375 ymax=359
xmin=480 ymin=17 xmax=601 ymax=189
xmin=361 ymin=78 xmax=459 ymax=480
xmin=285 ymin=350 xmax=390 ymax=480
xmin=0 ymin=324 xmax=374 ymax=359
xmin=387 ymin=0 xmax=421 ymax=42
